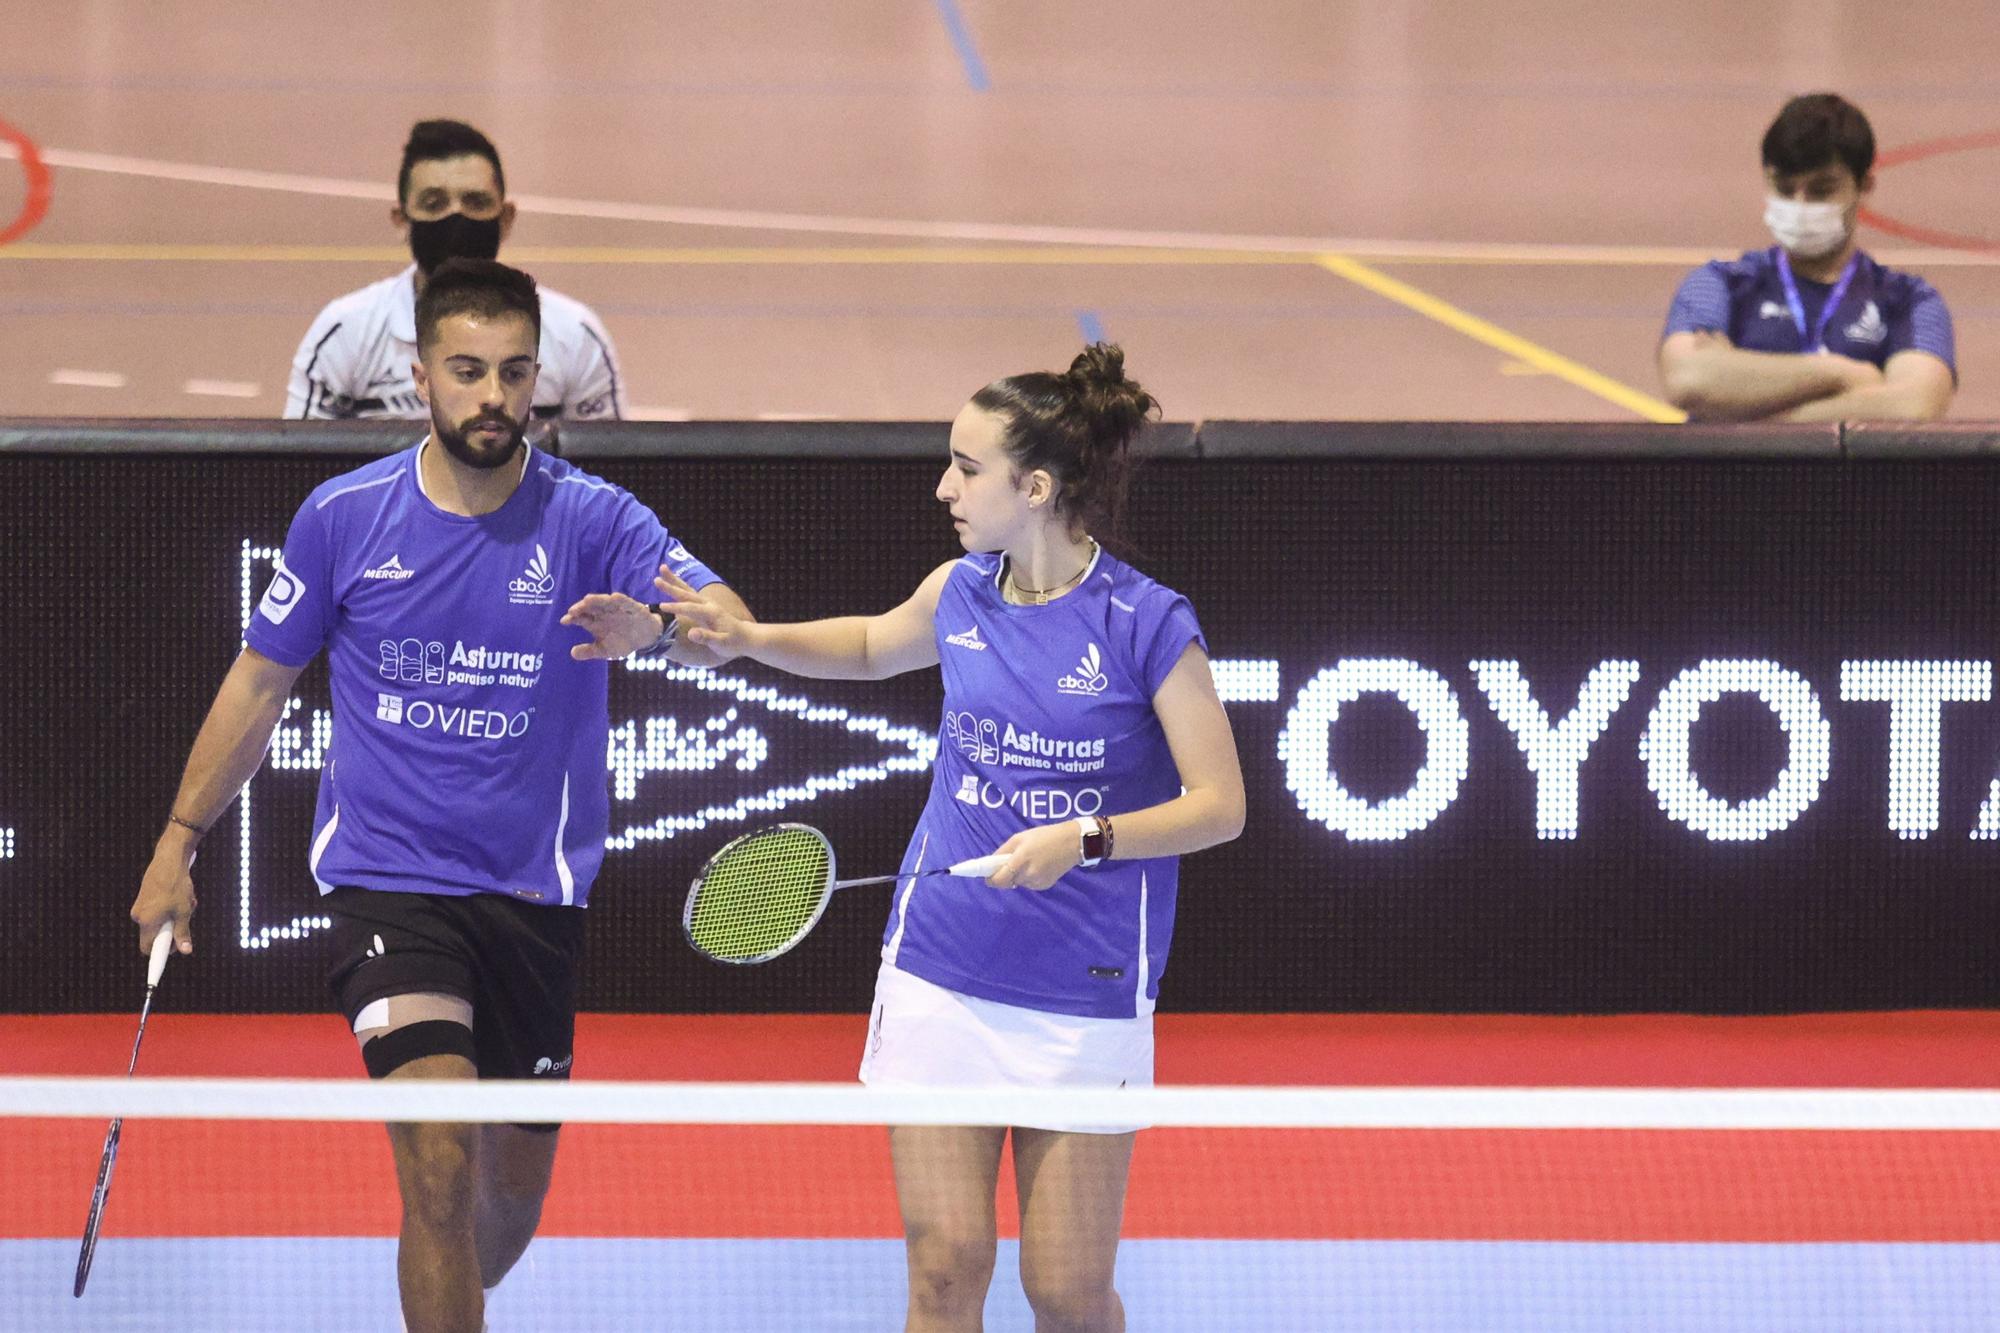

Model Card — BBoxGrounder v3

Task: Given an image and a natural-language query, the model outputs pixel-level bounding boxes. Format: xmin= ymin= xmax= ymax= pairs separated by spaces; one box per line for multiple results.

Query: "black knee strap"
xmin=362 ymin=1020 xmax=478 ymax=1079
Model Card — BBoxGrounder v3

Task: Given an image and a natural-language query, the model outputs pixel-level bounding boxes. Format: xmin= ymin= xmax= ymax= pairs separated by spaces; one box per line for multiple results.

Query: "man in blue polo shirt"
xmin=129 ymin=260 xmax=750 ymax=1333
xmin=1659 ymin=93 xmax=1956 ymax=422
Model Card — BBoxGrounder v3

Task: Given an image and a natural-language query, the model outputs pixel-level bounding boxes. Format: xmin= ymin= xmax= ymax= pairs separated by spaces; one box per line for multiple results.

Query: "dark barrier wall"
xmin=6 ymin=421 xmax=2000 ymax=1014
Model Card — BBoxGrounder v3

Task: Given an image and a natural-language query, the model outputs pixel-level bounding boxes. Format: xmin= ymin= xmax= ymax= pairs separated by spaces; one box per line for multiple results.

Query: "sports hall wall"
xmin=5 ymin=419 xmax=2000 ymax=1015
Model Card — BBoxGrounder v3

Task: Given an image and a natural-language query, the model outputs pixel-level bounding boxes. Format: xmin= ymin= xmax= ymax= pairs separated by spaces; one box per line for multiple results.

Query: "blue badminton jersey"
xmin=883 ymin=549 xmax=1206 ymax=1019
xmin=243 ymin=442 xmax=720 ymax=907
xmin=1663 ymin=247 xmax=1955 ymax=374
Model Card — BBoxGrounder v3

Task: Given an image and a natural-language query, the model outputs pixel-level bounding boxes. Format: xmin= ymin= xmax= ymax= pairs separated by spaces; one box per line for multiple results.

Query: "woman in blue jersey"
xmin=657 ymin=344 xmax=1245 ymax=1332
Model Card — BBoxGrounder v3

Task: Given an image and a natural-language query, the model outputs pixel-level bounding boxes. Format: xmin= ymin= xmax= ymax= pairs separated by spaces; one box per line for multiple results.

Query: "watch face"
xmin=1081 ymin=817 xmax=1107 ymax=865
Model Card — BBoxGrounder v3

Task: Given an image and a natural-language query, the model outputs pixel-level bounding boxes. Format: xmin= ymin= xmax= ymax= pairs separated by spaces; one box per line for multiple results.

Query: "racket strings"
xmin=687 ymin=826 xmax=833 ymax=962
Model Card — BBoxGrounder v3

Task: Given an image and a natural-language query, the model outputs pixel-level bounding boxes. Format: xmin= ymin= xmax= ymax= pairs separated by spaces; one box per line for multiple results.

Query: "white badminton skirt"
xmin=858 ymin=963 xmax=1153 ymax=1133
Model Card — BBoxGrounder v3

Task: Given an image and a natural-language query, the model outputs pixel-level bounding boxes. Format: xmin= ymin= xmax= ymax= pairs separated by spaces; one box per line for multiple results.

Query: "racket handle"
xmin=146 ymin=927 xmax=174 ymax=988
xmin=947 ymin=855 xmax=1006 ymax=878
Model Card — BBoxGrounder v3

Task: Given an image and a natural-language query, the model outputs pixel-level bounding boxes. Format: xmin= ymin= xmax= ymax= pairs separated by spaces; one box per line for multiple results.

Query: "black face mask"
xmin=408 ymin=212 xmax=503 ymax=275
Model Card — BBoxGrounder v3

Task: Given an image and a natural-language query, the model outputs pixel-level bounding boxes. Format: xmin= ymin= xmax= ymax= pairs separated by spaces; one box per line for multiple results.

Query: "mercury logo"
xmin=362 ymin=554 xmax=416 ymax=581
xmin=945 ymin=625 xmax=988 ymax=652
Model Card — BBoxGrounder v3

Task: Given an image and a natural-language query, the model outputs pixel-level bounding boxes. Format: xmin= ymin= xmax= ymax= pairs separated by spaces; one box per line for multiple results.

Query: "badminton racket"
xmin=74 ymin=927 xmax=175 ymax=1297
xmin=683 ymin=823 xmax=1003 ymax=964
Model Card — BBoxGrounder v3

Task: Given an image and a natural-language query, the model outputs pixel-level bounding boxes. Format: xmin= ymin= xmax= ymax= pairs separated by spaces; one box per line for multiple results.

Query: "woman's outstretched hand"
xmin=654 ymin=566 xmax=755 ymax=663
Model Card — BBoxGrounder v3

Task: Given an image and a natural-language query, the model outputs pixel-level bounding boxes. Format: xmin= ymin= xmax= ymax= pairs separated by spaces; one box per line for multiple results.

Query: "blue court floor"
xmin=12 ymin=1238 xmax=1999 ymax=1331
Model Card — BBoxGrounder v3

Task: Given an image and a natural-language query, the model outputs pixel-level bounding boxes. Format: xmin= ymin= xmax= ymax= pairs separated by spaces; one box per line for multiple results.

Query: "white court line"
xmin=184 ymin=378 xmax=261 ymax=397
xmin=48 ymin=368 xmax=127 ymax=388
xmin=6 ymin=141 xmax=1997 ymax=266
xmin=755 ymin=411 xmax=835 ymax=421
xmin=8 ymin=1077 xmax=2000 ymax=1130
xmin=8 ymin=145 xmax=384 ymax=204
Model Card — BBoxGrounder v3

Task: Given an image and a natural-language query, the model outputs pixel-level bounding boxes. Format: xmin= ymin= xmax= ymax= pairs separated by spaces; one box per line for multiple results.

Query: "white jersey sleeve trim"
xmin=882 ymin=832 xmax=929 ymax=965
xmin=309 ymin=803 xmax=341 ymax=895
xmin=554 ymin=772 xmax=576 ymax=906
xmin=1134 ymin=868 xmax=1154 ymax=1016
xmin=314 ymin=472 xmax=400 ymax=511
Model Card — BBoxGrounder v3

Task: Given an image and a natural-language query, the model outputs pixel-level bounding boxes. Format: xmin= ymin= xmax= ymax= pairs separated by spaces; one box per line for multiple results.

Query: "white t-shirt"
xmin=286 ymin=265 xmax=624 ymax=422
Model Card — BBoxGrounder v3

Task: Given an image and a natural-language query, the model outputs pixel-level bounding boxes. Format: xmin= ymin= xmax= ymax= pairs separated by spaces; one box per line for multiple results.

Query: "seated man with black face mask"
xmin=1658 ymin=93 xmax=1956 ymax=423
xmin=286 ymin=119 xmax=624 ymax=425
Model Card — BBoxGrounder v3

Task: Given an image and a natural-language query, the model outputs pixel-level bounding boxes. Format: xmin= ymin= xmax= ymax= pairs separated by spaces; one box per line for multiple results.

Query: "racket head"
xmin=683 ymin=823 xmax=836 ymax=965
xmin=73 ymin=1117 xmax=122 ymax=1297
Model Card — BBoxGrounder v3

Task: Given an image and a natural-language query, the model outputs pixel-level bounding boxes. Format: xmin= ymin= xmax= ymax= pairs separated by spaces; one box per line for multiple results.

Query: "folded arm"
xmin=1658 ymin=331 xmax=1882 ymax=421
xmin=1782 ymin=349 xmax=1955 ymax=422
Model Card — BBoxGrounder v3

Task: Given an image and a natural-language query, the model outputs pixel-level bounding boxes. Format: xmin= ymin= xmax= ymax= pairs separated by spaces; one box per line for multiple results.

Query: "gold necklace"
xmin=1006 ymin=540 xmax=1098 ymax=605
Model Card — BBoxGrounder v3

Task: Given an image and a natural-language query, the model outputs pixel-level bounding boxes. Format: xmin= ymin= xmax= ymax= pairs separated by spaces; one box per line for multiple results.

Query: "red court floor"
xmin=9 ymin=1010 xmax=2000 ymax=1087
xmin=8 ymin=1012 xmax=1998 ymax=1241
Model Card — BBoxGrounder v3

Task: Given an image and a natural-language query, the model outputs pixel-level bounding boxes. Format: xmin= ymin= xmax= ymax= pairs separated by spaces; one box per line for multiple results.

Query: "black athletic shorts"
xmin=325 ymin=886 xmax=587 ymax=1083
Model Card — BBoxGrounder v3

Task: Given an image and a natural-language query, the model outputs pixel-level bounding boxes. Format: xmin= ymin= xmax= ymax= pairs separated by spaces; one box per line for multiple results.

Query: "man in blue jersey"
xmin=1659 ymin=93 xmax=1956 ymax=422
xmin=129 ymin=260 xmax=750 ymax=1333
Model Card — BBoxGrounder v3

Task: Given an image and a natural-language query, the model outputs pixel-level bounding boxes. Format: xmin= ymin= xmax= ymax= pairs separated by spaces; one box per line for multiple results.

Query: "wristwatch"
xmin=1077 ymin=815 xmax=1109 ymax=867
xmin=637 ymin=603 xmax=679 ymax=657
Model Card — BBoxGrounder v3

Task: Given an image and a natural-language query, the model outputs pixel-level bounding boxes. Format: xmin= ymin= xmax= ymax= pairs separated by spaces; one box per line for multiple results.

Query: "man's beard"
xmin=433 ymin=405 xmax=525 ymax=470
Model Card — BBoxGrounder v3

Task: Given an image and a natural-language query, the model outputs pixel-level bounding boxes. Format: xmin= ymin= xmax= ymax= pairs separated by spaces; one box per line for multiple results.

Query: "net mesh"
xmin=6 ymin=1078 xmax=2000 ymax=1331
xmin=685 ymin=825 xmax=833 ymax=963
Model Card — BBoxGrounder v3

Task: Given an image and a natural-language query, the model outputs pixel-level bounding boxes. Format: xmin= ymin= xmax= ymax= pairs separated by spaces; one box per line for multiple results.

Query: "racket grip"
xmin=146 ymin=926 xmax=175 ymax=988
xmin=947 ymin=855 xmax=1006 ymax=878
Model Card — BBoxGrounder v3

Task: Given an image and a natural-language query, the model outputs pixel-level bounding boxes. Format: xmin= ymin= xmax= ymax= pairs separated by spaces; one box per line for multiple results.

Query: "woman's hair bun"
xmin=1064 ymin=342 xmax=1156 ymax=447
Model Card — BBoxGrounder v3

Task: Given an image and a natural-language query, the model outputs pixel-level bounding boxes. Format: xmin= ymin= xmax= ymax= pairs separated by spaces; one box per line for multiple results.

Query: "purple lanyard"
xmin=1775 ymin=248 xmax=1860 ymax=354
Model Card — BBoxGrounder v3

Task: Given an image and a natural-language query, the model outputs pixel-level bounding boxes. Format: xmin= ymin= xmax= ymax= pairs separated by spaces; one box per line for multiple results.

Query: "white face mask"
xmin=1764 ymin=196 xmax=1850 ymax=259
